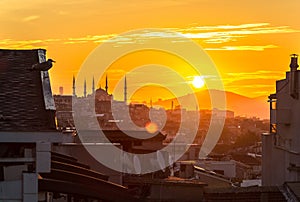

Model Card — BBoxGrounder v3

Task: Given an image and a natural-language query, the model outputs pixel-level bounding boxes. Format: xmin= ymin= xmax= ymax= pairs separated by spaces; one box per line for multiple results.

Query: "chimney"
xmin=290 ymin=54 xmax=299 ymax=70
xmin=59 ymin=86 xmax=64 ymax=95
xmin=289 ymin=54 xmax=299 ymax=99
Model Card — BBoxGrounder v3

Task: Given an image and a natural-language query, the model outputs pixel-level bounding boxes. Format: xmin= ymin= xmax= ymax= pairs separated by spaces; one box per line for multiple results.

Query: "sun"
xmin=192 ymin=76 xmax=205 ymax=89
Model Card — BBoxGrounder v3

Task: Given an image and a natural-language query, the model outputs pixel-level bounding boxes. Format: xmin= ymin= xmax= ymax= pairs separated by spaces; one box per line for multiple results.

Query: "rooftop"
xmin=0 ymin=49 xmax=56 ymax=131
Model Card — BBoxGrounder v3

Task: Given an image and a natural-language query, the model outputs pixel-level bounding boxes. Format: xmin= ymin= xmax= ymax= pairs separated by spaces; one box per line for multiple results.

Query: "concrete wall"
xmin=262 ymin=60 xmax=300 ymax=186
xmin=194 ymin=172 xmax=232 ymax=188
xmin=197 ymin=161 xmax=236 ymax=178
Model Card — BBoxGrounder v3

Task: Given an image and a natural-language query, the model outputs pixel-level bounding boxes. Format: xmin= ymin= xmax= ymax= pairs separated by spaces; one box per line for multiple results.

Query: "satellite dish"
xmin=157 ymin=151 xmax=166 ymax=171
xmin=133 ymin=155 xmax=141 ymax=174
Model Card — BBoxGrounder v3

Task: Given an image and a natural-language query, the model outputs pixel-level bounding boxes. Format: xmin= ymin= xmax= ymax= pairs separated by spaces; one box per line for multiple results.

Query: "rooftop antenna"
xmin=72 ymin=75 xmax=76 ymax=97
xmin=84 ymin=79 xmax=87 ymax=97
xmin=105 ymin=74 xmax=108 ymax=93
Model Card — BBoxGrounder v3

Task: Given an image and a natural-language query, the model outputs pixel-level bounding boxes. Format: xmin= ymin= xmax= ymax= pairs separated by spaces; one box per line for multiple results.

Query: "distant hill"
xmin=153 ymin=90 xmax=269 ymax=119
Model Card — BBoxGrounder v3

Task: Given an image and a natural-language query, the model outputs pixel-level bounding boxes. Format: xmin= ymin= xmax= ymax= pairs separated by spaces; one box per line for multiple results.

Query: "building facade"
xmin=262 ymin=54 xmax=300 ymax=186
xmin=0 ymin=49 xmax=135 ymax=202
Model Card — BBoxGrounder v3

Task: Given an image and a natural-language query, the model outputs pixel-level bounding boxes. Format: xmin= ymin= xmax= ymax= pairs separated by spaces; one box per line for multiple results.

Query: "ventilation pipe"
xmin=289 ymin=54 xmax=299 ymax=99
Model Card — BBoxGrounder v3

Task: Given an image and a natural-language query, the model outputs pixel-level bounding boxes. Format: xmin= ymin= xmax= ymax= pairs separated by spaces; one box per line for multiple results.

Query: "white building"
xmin=262 ymin=54 xmax=300 ymax=186
xmin=196 ymin=160 xmax=251 ymax=180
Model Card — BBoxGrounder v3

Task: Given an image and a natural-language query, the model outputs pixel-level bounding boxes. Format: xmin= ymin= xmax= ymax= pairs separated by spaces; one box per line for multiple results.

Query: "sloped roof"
xmin=39 ymin=152 xmax=137 ymax=202
xmin=285 ymin=182 xmax=300 ymax=201
xmin=230 ymin=154 xmax=261 ymax=165
xmin=0 ymin=49 xmax=56 ymax=131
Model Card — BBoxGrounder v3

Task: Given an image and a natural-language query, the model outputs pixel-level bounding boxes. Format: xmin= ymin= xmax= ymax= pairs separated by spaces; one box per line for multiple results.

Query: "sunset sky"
xmin=1 ymin=0 xmax=300 ymax=102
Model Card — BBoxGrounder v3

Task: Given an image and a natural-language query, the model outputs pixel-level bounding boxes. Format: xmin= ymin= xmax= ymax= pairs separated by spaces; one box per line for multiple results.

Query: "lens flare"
xmin=145 ymin=122 xmax=158 ymax=134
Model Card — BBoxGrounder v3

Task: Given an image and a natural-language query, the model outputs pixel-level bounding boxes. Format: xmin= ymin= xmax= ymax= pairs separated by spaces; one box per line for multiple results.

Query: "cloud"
xmin=220 ymin=70 xmax=285 ymax=96
xmin=64 ymin=34 xmax=116 ymax=44
xmin=1 ymin=22 xmax=299 ymax=51
xmin=177 ymin=23 xmax=299 ymax=44
xmin=179 ymin=23 xmax=270 ymax=32
xmin=223 ymin=70 xmax=285 ymax=82
xmin=221 ymin=71 xmax=285 ymax=97
xmin=61 ymin=23 xmax=299 ymax=47
xmin=22 ymin=15 xmax=40 ymax=22
xmin=225 ymin=70 xmax=284 ymax=77
xmin=205 ymin=45 xmax=278 ymax=51
xmin=0 ymin=38 xmax=60 ymax=49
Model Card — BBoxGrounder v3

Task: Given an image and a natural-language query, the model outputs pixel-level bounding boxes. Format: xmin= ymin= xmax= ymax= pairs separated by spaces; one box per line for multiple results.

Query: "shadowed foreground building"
xmin=0 ymin=49 xmax=136 ymax=202
xmin=263 ymin=54 xmax=300 ymax=186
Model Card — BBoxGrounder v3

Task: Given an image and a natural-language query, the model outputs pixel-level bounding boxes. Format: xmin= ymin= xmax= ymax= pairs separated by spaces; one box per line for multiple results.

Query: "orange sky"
xmin=1 ymin=0 xmax=300 ymax=102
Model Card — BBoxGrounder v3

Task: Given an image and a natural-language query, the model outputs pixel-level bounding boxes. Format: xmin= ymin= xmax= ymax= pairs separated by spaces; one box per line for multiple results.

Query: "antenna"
xmin=83 ymin=79 xmax=87 ymax=97
xmin=105 ymin=74 xmax=108 ymax=93
xmin=72 ymin=75 xmax=76 ymax=97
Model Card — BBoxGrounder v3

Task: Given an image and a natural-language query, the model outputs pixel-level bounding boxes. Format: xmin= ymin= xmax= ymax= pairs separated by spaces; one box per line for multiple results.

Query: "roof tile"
xmin=0 ymin=49 xmax=56 ymax=131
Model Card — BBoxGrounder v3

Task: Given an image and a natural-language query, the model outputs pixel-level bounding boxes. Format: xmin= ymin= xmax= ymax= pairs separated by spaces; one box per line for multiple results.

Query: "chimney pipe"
xmin=289 ymin=54 xmax=299 ymax=99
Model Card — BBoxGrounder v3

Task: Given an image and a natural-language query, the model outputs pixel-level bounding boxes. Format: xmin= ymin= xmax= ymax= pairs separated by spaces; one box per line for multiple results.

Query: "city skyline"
xmin=1 ymin=0 xmax=300 ymax=101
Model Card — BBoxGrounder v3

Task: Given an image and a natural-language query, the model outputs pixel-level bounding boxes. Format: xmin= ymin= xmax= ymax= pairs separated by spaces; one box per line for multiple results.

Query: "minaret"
xmin=84 ymin=79 xmax=87 ymax=97
xmin=72 ymin=75 xmax=76 ymax=97
xmin=105 ymin=75 xmax=108 ymax=93
xmin=124 ymin=75 xmax=127 ymax=103
xmin=92 ymin=76 xmax=95 ymax=94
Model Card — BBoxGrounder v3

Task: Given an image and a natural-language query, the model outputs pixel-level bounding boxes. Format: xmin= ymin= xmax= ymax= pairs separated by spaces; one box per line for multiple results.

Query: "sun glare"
xmin=145 ymin=122 xmax=158 ymax=134
xmin=192 ymin=76 xmax=205 ymax=89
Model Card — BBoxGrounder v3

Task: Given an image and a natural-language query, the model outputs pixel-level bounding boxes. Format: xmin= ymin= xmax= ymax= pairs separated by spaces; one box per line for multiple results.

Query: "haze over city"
xmin=1 ymin=1 xmax=300 ymax=201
